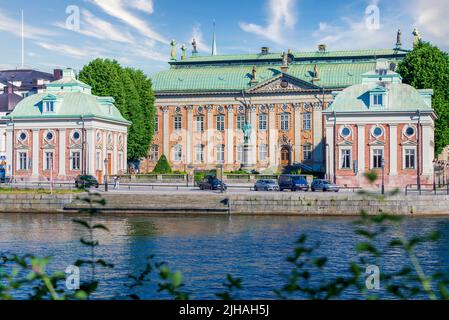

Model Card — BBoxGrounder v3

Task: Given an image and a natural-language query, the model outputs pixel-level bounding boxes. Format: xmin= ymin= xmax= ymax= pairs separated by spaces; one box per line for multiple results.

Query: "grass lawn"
xmin=0 ymin=187 xmax=84 ymax=195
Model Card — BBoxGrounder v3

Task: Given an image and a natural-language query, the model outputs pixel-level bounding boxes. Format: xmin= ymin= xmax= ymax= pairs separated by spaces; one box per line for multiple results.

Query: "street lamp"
xmin=104 ymin=158 xmax=108 ymax=192
xmin=381 ymin=158 xmax=385 ymax=195
xmin=433 ymin=159 xmax=437 ymax=192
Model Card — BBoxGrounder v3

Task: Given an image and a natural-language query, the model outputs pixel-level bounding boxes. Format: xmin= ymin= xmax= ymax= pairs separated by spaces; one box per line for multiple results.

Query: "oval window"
xmin=46 ymin=132 xmax=54 ymax=141
xmin=341 ymin=127 xmax=351 ymax=138
xmin=19 ymin=132 xmax=27 ymax=141
xmin=405 ymin=126 xmax=415 ymax=137
xmin=73 ymin=131 xmax=80 ymax=140
xmin=373 ymin=126 xmax=383 ymax=138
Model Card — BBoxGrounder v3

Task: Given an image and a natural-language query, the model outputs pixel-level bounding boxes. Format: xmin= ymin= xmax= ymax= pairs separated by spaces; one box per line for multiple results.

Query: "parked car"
xmin=278 ymin=175 xmax=309 ymax=192
xmin=198 ymin=177 xmax=227 ymax=191
xmin=311 ymin=179 xmax=340 ymax=192
xmin=75 ymin=175 xmax=99 ymax=189
xmin=254 ymin=179 xmax=279 ymax=191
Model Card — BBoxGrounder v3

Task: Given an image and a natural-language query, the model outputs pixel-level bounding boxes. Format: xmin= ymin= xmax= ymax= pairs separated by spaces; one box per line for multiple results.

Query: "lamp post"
xmin=433 ymin=159 xmax=437 ymax=192
xmin=381 ymin=158 xmax=385 ymax=195
xmin=104 ymin=158 xmax=108 ymax=192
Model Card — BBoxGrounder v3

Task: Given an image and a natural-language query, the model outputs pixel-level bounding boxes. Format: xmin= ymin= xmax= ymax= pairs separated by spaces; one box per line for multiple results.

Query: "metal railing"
xmin=405 ymin=183 xmax=449 ymax=195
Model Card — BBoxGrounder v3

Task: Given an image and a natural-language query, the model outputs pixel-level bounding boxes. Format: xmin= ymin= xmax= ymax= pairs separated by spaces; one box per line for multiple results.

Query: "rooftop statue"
xmin=170 ymin=40 xmax=177 ymax=60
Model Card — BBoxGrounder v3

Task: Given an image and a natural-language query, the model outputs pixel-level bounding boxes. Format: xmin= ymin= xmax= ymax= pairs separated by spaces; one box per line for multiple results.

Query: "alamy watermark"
xmin=365 ymin=265 xmax=380 ymax=290
xmin=365 ymin=4 xmax=380 ymax=30
xmin=65 ymin=265 xmax=80 ymax=290
xmin=65 ymin=5 xmax=80 ymax=31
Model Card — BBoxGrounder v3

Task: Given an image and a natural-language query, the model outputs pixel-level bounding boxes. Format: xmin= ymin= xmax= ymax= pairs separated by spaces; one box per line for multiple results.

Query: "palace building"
xmin=0 ymin=68 xmax=130 ymax=182
xmin=149 ymin=36 xmax=409 ymax=174
xmin=324 ymin=60 xmax=436 ymax=188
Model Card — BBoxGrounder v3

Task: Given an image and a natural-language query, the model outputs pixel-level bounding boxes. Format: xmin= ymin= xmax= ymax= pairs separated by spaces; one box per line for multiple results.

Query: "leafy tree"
xmin=397 ymin=42 xmax=449 ymax=155
xmin=79 ymin=59 xmax=156 ymax=162
xmin=153 ymin=155 xmax=172 ymax=174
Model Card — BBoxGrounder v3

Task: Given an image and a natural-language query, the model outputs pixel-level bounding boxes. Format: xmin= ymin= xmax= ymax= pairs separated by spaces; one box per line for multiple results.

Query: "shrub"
xmin=152 ymin=155 xmax=172 ymax=174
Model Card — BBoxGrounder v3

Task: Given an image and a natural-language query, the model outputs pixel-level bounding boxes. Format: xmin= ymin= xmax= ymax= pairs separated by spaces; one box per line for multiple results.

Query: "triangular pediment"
xmin=369 ymin=140 xmax=386 ymax=146
xmin=337 ymin=140 xmax=353 ymax=146
xmin=246 ymin=73 xmax=322 ymax=94
xmin=401 ymin=140 xmax=417 ymax=146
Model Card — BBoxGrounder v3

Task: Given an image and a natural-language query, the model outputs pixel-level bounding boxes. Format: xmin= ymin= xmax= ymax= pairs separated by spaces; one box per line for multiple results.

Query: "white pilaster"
xmin=86 ymin=128 xmax=95 ymax=176
xmin=206 ymin=105 xmax=214 ymax=164
xmin=59 ymin=129 xmax=66 ymax=177
xmin=357 ymin=124 xmax=365 ymax=175
xmin=422 ymin=125 xmax=432 ymax=175
xmin=186 ymin=106 xmax=193 ymax=164
xmin=226 ymin=106 xmax=234 ymax=165
xmin=389 ymin=125 xmax=397 ymax=175
xmin=268 ymin=105 xmax=277 ymax=167
xmin=325 ymin=125 xmax=334 ymax=178
xmin=293 ymin=104 xmax=301 ymax=163
xmin=249 ymin=106 xmax=257 ymax=164
xmin=113 ymin=132 xmax=118 ymax=175
xmin=162 ymin=106 xmax=170 ymax=158
xmin=32 ymin=129 xmax=39 ymax=178
xmin=5 ymin=129 xmax=12 ymax=176
xmin=312 ymin=105 xmax=323 ymax=170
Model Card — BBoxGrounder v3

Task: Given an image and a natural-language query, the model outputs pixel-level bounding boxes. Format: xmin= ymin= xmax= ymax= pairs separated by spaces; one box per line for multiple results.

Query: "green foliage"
xmin=152 ymin=155 xmax=172 ymax=174
xmin=397 ymin=42 xmax=449 ymax=155
xmin=79 ymin=59 xmax=156 ymax=162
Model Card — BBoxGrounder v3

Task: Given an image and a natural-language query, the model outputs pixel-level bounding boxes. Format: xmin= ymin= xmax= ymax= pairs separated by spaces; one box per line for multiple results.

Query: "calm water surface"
xmin=1 ymin=213 xmax=448 ymax=299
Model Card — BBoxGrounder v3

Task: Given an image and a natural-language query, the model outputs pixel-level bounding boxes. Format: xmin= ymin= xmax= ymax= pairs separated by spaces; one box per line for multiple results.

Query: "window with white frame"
xmin=216 ymin=115 xmax=225 ymax=132
xmin=404 ymin=148 xmax=416 ymax=169
xmin=174 ymin=116 xmax=182 ymax=131
xmin=302 ymin=113 xmax=311 ymax=130
xmin=237 ymin=115 xmax=245 ymax=130
xmin=18 ymin=152 xmax=28 ymax=170
xmin=155 ymin=115 xmax=159 ymax=132
xmin=258 ymin=144 xmax=268 ymax=161
xmin=196 ymin=116 xmax=204 ymax=132
xmin=303 ymin=145 xmax=312 ymax=161
xmin=174 ymin=144 xmax=182 ymax=162
xmin=372 ymin=148 xmax=383 ymax=169
xmin=216 ymin=144 xmax=225 ymax=163
xmin=44 ymin=101 xmax=55 ymax=113
xmin=195 ymin=144 xmax=204 ymax=163
xmin=150 ymin=145 xmax=159 ymax=161
xmin=44 ymin=151 xmax=54 ymax=171
xmin=372 ymin=94 xmax=384 ymax=107
xmin=259 ymin=114 xmax=267 ymax=131
xmin=236 ymin=145 xmax=243 ymax=163
xmin=71 ymin=151 xmax=81 ymax=170
xmin=280 ymin=113 xmax=290 ymax=131
xmin=341 ymin=148 xmax=351 ymax=169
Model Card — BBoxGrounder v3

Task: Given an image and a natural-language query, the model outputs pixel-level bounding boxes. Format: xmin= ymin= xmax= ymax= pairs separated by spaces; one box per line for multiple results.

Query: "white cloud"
xmin=89 ymin=0 xmax=168 ymax=44
xmin=36 ymin=42 xmax=101 ymax=59
xmin=0 ymin=9 xmax=56 ymax=40
xmin=129 ymin=0 xmax=154 ymax=14
xmin=239 ymin=0 xmax=297 ymax=45
xmin=408 ymin=0 xmax=449 ymax=46
xmin=55 ymin=9 xmax=133 ymax=44
xmin=191 ymin=23 xmax=211 ymax=53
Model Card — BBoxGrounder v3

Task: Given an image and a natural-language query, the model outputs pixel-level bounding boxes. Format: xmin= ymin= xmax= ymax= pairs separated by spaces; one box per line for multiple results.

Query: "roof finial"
xmin=181 ymin=44 xmax=187 ymax=60
xmin=313 ymin=64 xmax=319 ymax=81
xmin=212 ymin=20 xmax=217 ymax=56
xmin=413 ymin=28 xmax=421 ymax=48
xmin=251 ymin=66 xmax=257 ymax=84
xmin=395 ymin=29 xmax=402 ymax=49
xmin=170 ymin=39 xmax=177 ymax=60
xmin=191 ymin=38 xmax=198 ymax=56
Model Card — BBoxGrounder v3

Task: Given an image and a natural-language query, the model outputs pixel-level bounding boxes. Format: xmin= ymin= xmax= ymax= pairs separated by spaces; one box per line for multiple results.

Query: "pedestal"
xmin=241 ymin=144 xmax=256 ymax=171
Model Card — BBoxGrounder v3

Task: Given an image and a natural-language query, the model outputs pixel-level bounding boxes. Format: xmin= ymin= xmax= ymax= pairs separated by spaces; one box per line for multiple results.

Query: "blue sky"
xmin=0 ymin=0 xmax=448 ymax=76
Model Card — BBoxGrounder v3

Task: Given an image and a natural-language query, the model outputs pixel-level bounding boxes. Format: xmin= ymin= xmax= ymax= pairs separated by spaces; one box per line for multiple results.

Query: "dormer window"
xmin=45 ymin=101 xmax=55 ymax=112
xmin=372 ymin=94 xmax=383 ymax=107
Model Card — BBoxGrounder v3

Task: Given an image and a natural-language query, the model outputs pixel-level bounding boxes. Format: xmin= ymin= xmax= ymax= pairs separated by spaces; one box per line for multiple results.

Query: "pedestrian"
xmin=113 ymin=175 xmax=120 ymax=190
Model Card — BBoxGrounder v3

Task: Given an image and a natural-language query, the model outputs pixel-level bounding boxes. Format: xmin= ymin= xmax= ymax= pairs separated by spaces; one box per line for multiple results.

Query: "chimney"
xmin=53 ymin=69 xmax=63 ymax=80
xmin=5 ymin=84 xmax=14 ymax=94
xmin=318 ymin=44 xmax=327 ymax=52
xmin=261 ymin=47 xmax=270 ymax=55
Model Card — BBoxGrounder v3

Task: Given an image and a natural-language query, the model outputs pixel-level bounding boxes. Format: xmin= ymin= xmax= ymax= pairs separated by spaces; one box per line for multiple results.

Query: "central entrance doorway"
xmin=280 ymin=146 xmax=291 ymax=166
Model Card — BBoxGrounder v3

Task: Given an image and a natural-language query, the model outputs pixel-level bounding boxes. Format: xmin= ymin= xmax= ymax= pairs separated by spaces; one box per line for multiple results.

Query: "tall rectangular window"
xmin=174 ymin=116 xmax=182 ymax=131
xmin=195 ymin=144 xmax=204 ymax=163
xmin=259 ymin=114 xmax=267 ymax=131
xmin=280 ymin=113 xmax=290 ymax=131
xmin=150 ymin=145 xmax=159 ymax=161
xmin=71 ymin=152 xmax=81 ymax=170
xmin=216 ymin=115 xmax=225 ymax=132
xmin=236 ymin=145 xmax=243 ymax=163
xmin=373 ymin=94 xmax=383 ymax=106
xmin=303 ymin=145 xmax=312 ymax=161
xmin=18 ymin=152 xmax=27 ymax=170
xmin=196 ymin=116 xmax=204 ymax=132
xmin=155 ymin=115 xmax=159 ymax=132
xmin=405 ymin=148 xmax=416 ymax=169
xmin=237 ymin=115 xmax=245 ymax=130
xmin=174 ymin=144 xmax=182 ymax=162
xmin=44 ymin=151 xmax=53 ymax=171
xmin=341 ymin=149 xmax=351 ymax=169
xmin=45 ymin=101 xmax=54 ymax=113
xmin=217 ymin=144 xmax=225 ymax=163
xmin=258 ymin=144 xmax=268 ymax=161
xmin=302 ymin=113 xmax=311 ymax=130
xmin=372 ymin=149 xmax=383 ymax=169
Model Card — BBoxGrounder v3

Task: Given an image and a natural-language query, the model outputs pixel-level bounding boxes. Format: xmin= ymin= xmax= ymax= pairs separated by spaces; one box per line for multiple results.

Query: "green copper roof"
xmin=152 ymin=61 xmax=402 ymax=93
xmin=3 ymin=69 xmax=131 ymax=125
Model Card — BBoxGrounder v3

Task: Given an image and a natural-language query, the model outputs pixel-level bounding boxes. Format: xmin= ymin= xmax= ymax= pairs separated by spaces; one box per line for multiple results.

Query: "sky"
xmin=0 ymin=0 xmax=448 ymax=77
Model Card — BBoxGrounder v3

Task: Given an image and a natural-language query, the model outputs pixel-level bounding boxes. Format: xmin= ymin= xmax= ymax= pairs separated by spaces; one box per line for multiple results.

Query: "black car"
xmin=198 ymin=177 xmax=227 ymax=191
xmin=311 ymin=179 xmax=340 ymax=192
xmin=278 ymin=175 xmax=309 ymax=192
xmin=75 ymin=175 xmax=99 ymax=189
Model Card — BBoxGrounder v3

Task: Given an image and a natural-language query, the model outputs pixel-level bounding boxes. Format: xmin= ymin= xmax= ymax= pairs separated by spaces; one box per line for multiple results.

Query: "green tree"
xmin=397 ymin=42 xmax=449 ymax=155
xmin=153 ymin=155 xmax=172 ymax=174
xmin=79 ymin=59 xmax=156 ymax=162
